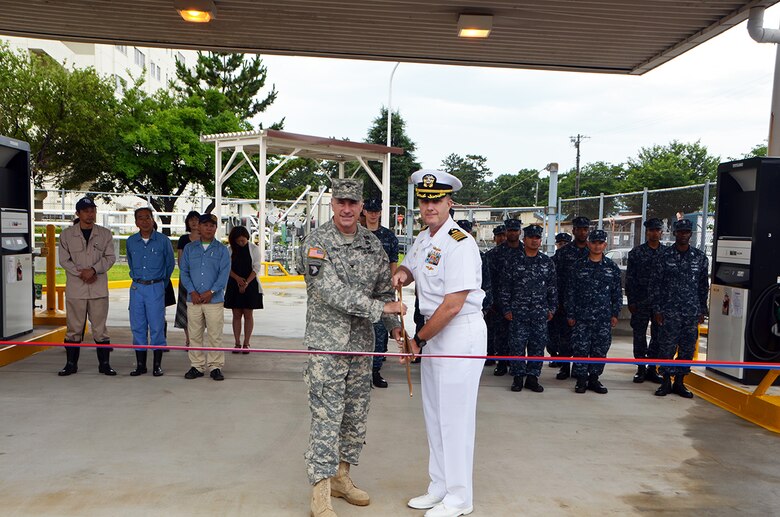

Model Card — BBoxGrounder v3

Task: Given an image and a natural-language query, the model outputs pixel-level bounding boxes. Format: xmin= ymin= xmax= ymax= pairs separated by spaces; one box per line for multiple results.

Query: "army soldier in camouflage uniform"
xmin=626 ymin=217 xmax=666 ymax=384
xmin=650 ymin=218 xmax=709 ymax=399
xmin=565 ymin=229 xmax=622 ymax=394
xmin=499 ymin=224 xmax=557 ymax=393
xmin=362 ymin=197 xmax=399 ymax=388
xmin=490 ymin=218 xmax=524 ymax=376
xmin=483 ymin=225 xmax=506 ymax=366
xmin=297 ymin=178 xmax=404 ymax=517
xmin=552 ymin=216 xmax=591 ymax=380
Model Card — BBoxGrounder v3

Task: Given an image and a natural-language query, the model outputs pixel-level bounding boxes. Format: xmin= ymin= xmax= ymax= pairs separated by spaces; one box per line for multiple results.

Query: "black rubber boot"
xmin=130 ymin=351 xmax=148 ymax=376
xmin=587 ymin=374 xmax=608 ymax=394
xmin=58 ymin=345 xmax=80 ymax=376
xmin=493 ymin=361 xmax=508 ymax=376
xmin=574 ymin=376 xmax=588 ymax=393
xmin=372 ymin=369 xmax=388 ymax=388
xmin=633 ymin=365 xmax=646 ymax=383
xmin=511 ymin=375 xmax=524 ymax=392
xmin=153 ymin=350 xmax=164 ymax=376
xmin=524 ymin=375 xmax=544 ymax=393
xmin=556 ymin=363 xmax=571 ymax=380
xmin=96 ymin=346 xmax=117 ymax=376
xmin=672 ymin=375 xmax=694 ymax=399
xmin=645 ymin=365 xmax=663 ymax=384
xmin=655 ymin=375 xmax=672 ymax=396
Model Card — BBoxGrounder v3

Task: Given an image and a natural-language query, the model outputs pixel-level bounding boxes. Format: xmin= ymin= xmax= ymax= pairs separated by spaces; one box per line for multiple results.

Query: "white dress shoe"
xmin=424 ymin=502 xmax=474 ymax=517
xmin=408 ymin=493 xmax=445 ymax=509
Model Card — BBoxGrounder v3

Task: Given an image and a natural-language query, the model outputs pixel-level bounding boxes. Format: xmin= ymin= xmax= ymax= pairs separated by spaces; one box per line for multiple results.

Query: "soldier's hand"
xmin=383 ymin=301 xmax=407 ymax=315
xmin=628 ymin=303 xmax=637 ymax=314
xmin=654 ymin=313 xmax=664 ymax=326
xmin=391 ymin=269 xmax=408 ymax=289
xmin=547 ymin=311 xmax=554 ymax=321
xmin=610 ymin=316 xmax=618 ymax=328
xmin=504 ymin=312 xmax=513 ymax=321
xmin=698 ymin=314 xmax=706 ymax=324
xmin=567 ymin=318 xmax=576 ymax=327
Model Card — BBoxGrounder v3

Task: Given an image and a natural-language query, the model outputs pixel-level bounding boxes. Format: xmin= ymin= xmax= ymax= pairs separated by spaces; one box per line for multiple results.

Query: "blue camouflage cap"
xmin=456 ymin=219 xmax=473 ymax=233
xmin=363 ymin=198 xmax=382 ymax=212
xmin=588 ymin=229 xmax=608 ymax=242
xmin=673 ymin=218 xmax=693 ymax=232
xmin=572 ymin=216 xmax=591 ymax=228
xmin=504 ymin=219 xmax=522 ymax=230
xmin=493 ymin=225 xmax=506 ymax=235
xmin=555 ymin=232 xmax=572 ymax=243
xmin=644 ymin=217 xmax=663 ymax=230
xmin=523 ymin=224 xmax=543 ymax=238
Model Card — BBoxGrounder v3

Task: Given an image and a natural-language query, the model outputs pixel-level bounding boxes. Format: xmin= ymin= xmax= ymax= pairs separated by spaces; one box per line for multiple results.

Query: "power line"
xmin=570 ymin=134 xmax=590 ymax=212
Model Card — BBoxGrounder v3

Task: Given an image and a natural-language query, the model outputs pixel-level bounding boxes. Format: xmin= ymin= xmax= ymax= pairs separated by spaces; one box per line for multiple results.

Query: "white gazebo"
xmin=200 ymin=129 xmax=403 ymax=263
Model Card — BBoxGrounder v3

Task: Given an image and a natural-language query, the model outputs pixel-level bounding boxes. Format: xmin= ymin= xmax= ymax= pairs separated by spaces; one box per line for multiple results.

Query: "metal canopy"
xmin=201 ymin=129 xmax=403 ymax=263
xmin=1 ymin=1 xmax=778 ymax=74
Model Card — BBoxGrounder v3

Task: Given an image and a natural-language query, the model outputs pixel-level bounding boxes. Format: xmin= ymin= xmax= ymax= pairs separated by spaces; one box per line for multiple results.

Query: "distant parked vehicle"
xmin=605 ymin=247 xmax=632 ymax=289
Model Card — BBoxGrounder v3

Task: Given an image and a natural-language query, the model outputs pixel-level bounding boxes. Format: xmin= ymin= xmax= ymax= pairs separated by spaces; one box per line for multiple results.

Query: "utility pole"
xmin=570 ymin=133 xmax=589 ymax=213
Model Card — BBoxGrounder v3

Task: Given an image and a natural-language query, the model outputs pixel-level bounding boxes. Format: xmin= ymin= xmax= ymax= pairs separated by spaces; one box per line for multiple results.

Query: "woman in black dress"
xmin=225 ymin=226 xmax=263 ymax=354
xmin=174 ymin=211 xmax=200 ymax=345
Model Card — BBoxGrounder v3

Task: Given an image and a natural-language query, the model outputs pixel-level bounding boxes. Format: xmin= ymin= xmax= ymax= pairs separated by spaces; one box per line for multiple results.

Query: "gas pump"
xmin=0 ymin=135 xmax=33 ymax=340
xmin=708 ymin=157 xmax=780 ymax=385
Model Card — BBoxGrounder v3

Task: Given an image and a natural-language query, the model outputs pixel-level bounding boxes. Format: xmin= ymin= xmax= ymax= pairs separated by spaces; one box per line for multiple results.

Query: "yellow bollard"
xmin=34 ymin=224 xmax=67 ymax=325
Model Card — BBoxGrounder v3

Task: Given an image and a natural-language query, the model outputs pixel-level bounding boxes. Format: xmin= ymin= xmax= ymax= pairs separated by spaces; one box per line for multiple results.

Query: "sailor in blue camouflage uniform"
xmin=565 ymin=229 xmax=622 ymax=394
xmin=483 ymin=225 xmax=506 ymax=366
xmin=363 ymin=197 xmax=400 ymax=388
xmin=649 ymin=218 xmax=709 ymax=399
xmin=626 ymin=217 xmax=666 ymax=384
xmin=548 ymin=232 xmax=573 ymax=365
xmin=551 ymin=216 xmax=591 ymax=380
xmin=499 ymin=224 xmax=557 ymax=393
xmin=489 ymin=218 xmax=524 ymax=376
xmin=457 ymin=220 xmax=492 ymax=315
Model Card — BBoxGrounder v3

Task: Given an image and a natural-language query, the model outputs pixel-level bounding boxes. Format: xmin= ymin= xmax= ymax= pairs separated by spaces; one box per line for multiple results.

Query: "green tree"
xmin=174 ymin=51 xmax=280 ymax=125
xmin=362 ymin=107 xmax=421 ymax=207
xmin=441 ymin=154 xmax=491 ymax=204
xmin=266 ymin=157 xmax=329 ymax=200
xmin=624 ymin=140 xmax=719 ymax=219
xmin=741 ymin=142 xmax=767 ymax=158
xmin=484 ymin=169 xmax=548 ymax=207
xmin=87 ymin=82 xmax=243 ymax=234
xmin=557 ymin=161 xmax=626 ymax=219
xmin=0 ymin=42 xmax=118 ymax=186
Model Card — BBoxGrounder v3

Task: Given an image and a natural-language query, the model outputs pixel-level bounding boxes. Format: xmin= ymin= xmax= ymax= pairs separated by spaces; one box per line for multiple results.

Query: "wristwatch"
xmin=412 ymin=332 xmax=427 ymax=349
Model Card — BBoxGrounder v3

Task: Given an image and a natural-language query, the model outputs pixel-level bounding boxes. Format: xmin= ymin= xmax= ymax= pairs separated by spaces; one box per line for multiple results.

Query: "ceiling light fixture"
xmin=458 ymin=14 xmax=493 ymax=38
xmin=175 ymin=0 xmax=217 ymax=23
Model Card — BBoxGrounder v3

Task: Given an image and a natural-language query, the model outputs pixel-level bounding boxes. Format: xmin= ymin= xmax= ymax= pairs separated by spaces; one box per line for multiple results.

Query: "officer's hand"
xmin=391 ymin=269 xmax=408 ymax=289
xmin=383 ymin=301 xmax=407 ymax=315
xmin=628 ymin=303 xmax=637 ymax=314
xmin=698 ymin=314 xmax=706 ymax=324
xmin=504 ymin=312 xmax=513 ymax=321
xmin=567 ymin=318 xmax=576 ymax=327
xmin=610 ymin=316 xmax=618 ymax=328
xmin=547 ymin=311 xmax=554 ymax=321
xmin=654 ymin=313 xmax=664 ymax=325
xmin=390 ymin=327 xmax=403 ymax=342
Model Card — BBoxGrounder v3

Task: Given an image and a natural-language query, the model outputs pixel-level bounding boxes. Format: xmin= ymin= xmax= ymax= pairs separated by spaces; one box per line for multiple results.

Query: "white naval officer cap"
xmin=410 ymin=169 xmax=463 ymax=199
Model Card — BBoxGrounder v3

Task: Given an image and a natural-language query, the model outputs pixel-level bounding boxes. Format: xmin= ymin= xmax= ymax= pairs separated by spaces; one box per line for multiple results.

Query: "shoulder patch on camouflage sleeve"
xmin=307 ymin=247 xmax=326 ymax=259
xmin=448 ymin=228 xmax=467 ymax=242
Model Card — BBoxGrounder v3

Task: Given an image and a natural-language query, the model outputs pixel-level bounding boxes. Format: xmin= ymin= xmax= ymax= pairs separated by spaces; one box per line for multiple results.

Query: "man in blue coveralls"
xmin=126 ymin=207 xmax=175 ymax=376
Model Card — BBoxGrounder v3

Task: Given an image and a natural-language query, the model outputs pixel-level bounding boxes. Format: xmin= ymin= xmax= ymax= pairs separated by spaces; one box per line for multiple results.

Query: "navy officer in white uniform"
xmin=393 ymin=169 xmax=486 ymax=517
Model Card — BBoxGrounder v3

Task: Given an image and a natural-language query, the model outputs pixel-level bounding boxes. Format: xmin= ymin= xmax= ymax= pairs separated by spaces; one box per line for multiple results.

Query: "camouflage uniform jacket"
xmin=552 ymin=242 xmax=590 ymax=305
xmin=489 ymin=243 xmax=525 ymax=313
xmin=497 ymin=251 xmax=557 ymax=320
xmin=297 ymin=220 xmax=400 ymax=352
xmin=480 ymin=251 xmax=492 ymax=311
xmin=625 ymin=242 xmax=666 ymax=306
xmin=565 ymin=256 xmax=622 ymax=321
xmin=371 ymin=225 xmax=399 ymax=264
xmin=649 ymin=245 xmax=709 ymax=318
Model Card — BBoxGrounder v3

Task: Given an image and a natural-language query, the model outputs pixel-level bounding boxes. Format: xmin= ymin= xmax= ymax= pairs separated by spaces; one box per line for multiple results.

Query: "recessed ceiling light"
xmin=458 ymin=14 xmax=493 ymax=38
xmin=175 ymin=0 xmax=217 ymax=23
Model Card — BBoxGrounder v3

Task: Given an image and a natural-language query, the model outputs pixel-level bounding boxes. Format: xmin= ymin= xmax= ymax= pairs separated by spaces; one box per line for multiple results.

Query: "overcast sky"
xmin=257 ymin=6 xmax=780 ymax=179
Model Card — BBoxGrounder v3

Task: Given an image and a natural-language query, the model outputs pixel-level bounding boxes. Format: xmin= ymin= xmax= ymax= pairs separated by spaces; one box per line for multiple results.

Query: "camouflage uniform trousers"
xmin=486 ymin=309 xmax=509 ymax=357
xmin=551 ymin=308 xmax=573 ymax=357
xmin=630 ymin=303 xmax=660 ymax=360
xmin=571 ymin=319 xmax=612 ymax=378
xmin=303 ymin=352 xmax=372 ymax=485
xmin=508 ymin=318 xmax=547 ymax=378
xmin=657 ymin=314 xmax=699 ymax=376
xmin=372 ymin=321 xmax=388 ymax=371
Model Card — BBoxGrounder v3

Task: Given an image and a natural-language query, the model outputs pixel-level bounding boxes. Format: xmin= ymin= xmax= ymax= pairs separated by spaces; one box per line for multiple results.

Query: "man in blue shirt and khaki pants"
xmin=180 ymin=213 xmax=231 ymax=381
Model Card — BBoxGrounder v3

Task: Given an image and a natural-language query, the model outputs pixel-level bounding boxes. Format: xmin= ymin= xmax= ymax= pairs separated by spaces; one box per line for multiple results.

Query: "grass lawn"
xmin=35 ymin=264 xmax=180 ymax=285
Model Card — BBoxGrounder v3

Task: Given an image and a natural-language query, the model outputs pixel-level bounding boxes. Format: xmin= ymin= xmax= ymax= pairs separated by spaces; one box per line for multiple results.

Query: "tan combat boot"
xmin=311 ymin=478 xmax=337 ymax=517
xmin=330 ymin=461 xmax=370 ymax=506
